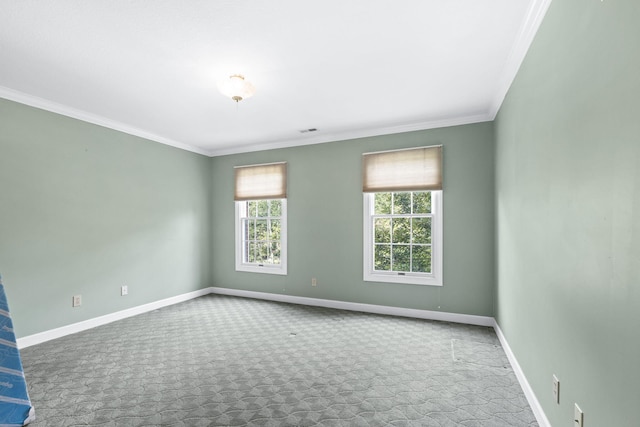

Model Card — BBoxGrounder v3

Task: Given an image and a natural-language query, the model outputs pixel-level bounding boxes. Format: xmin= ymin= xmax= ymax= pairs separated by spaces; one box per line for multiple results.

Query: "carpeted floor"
xmin=20 ymin=295 xmax=538 ymax=426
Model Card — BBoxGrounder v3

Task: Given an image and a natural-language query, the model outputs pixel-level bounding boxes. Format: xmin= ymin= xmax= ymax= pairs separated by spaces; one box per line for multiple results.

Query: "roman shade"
xmin=234 ymin=162 xmax=287 ymax=201
xmin=362 ymin=145 xmax=442 ymax=192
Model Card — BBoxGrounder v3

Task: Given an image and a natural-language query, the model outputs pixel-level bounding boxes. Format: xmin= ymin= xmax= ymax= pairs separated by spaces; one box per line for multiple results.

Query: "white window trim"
xmin=363 ymin=191 xmax=443 ymax=286
xmin=235 ymin=199 xmax=288 ymax=275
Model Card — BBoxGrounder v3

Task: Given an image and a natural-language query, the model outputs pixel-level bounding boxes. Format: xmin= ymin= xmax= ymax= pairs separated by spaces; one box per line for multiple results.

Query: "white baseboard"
xmin=494 ymin=321 xmax=551 ymax=427
xmin=18 ymin=286 xmax=494 ymax=348
xmin=209 ymin=287 xmax=495 ymax=327
xmin=16 ymin=288 xmax=210 ymax=349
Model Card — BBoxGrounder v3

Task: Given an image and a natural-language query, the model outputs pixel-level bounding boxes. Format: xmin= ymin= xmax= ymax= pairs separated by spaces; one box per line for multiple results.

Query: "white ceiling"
xmin=0 ymin=0 xmax=550 ymax=156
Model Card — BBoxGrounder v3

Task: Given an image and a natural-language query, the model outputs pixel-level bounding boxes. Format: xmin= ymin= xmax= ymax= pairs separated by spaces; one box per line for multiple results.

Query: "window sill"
xmin=364 ymin=272 xmax=442 ymax=286
xmin=236 ymin=264 xmax=287 ymax=275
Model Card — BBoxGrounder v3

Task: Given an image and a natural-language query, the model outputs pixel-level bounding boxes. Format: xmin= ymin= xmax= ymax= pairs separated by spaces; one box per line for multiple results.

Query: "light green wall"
xmin=1 ymin=98 xmax=495 ymax=337
xmin=211 ymin=122 xmax=495 ymax=316
xmin=0 ymin=98 xmax=212 ymax=338
xmin=495 ymin=1 xmax=640 ymax=426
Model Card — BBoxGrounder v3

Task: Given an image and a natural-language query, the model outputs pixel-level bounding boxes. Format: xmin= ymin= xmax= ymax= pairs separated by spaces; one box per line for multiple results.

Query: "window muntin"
xmin=364 ymin=190 xmax=442 ymax=286
xmin=235 ymin=199 xmax=287 ymax=275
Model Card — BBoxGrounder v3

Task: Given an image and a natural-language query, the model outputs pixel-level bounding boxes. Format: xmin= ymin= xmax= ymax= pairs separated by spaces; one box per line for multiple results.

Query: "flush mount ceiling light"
xmin=218 ymin=74 xmax=256 ymax=103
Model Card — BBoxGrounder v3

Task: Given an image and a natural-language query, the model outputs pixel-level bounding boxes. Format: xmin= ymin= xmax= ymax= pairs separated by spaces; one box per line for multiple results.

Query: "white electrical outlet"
xmin=574 ymin=403 xmax=584 ymax=427
xmin=72 ymin=295 xmax=82 ymax=307
xmin=121 ymin=285 xmax=128 ymax=296
xmin=552 ymin=375 xmax=560 ymax=404
xmin=311 ymin=277 xmax=317 ymax=287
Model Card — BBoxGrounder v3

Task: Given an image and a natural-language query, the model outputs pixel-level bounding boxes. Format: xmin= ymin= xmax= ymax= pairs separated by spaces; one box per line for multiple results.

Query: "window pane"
xmin=412 ymin=217 xmax=431 ymax=244
xmin=392 ymin=245 xmax=410 ymax=272
xmin=393 ymin=192 xmax=411 ymax=214
xmin=256 ymin=242 xmax=269 ymax=262
xmin=374 ymin=244 xmax=391 ymax=271
xmin=270 ymin=200 xmax=282 ymax=217
xmin=257 ymin=200 xmax=269 ymax=217
xmin=412 ymin=192 xmax=431 ymax=214
xmin=392 ymin=217 xmax=410 ymax=244
xmin=246 ymin=219 xmax=255 ymax=240
xmin=271 ymin=242 xmax=281 ymax=264
xmin=255 ymin=220 xmax=268 ymax=241
xmin=412 ymin=245 xmax=432 ymax=273
xmin=270 ymin=219 xmax=281 ymax=241
xmin=247 ymin=241 xmax=257 ymax=263
xmin=374 ymin=218 xmax=391 ymax=243
xmin=374 ymin=193 xmax=392 ymax=214
xmin=248 ymin=201 xmax=257 ymax=217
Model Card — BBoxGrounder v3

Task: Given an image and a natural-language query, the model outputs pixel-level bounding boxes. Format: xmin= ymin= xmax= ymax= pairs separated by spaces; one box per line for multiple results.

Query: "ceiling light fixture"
xmin=218 ymin=74 xmax=256 ymax=103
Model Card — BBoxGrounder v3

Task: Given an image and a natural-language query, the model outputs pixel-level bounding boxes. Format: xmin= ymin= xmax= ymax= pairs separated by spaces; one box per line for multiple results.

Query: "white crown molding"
xmin=488 ymin=0 xmax=553 ymax=119
xmin=494 ymin=321 xmax=551 ymax=427
xmin=2 ymin=84 xmax=492 ymax=158
xmin=0 ymin=86 xmax=210 ymax=156
xmin=16 ymin=288 xmax=210 ymax=349
xmin=206 ymin=113 xmax=493 ymax=157
xmin=209 ymin=287 xmax=495 ymax=326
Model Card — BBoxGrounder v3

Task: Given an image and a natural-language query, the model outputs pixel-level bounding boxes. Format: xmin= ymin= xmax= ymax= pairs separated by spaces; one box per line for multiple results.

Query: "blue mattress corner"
xmin=0 ymin=275 xmax=35 ymax=426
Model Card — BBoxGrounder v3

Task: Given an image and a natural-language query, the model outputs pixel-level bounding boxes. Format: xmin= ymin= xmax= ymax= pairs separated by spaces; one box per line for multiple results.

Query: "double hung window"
xmin=363 ymin=146 xmax=443 ymax=286
xmin=234 ymin=162 xmax=287 ymax=275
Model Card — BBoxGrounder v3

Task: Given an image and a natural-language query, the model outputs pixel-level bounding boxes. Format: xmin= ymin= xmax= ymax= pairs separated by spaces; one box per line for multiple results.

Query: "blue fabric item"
xmin=0 ymin=275 xmax=35 ymax=426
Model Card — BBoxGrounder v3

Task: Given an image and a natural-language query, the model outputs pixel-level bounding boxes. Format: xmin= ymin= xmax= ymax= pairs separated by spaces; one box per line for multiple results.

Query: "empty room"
xmin=1 ymin=0 xmax=638 ymax=426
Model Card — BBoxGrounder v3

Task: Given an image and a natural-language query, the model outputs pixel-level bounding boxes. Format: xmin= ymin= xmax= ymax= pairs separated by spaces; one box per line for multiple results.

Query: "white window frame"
xmin=363 ymin=191 xmax=443 ymax=286
xmin=235 ymin=199 xmax=288 ymax=275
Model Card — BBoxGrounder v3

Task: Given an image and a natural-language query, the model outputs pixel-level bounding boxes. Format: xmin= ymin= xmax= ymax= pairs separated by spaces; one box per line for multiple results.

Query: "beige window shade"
xmin=362 ymin=145 xmax=442 ymax=192
xmin=234 ymin=162 xmax=287 ymax=201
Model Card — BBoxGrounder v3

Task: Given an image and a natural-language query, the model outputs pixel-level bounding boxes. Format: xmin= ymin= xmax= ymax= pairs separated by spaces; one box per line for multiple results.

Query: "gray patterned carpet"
xmin=20 ymin=295 xmax=538 ymax=426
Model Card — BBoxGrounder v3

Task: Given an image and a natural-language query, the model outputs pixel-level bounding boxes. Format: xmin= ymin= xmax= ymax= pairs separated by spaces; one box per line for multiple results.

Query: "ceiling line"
xmin=488 ymin=0 xmax=553 ymax=118
xmin=0 ymin=85 xmax=210 ymax=156
xmin=205 ymin=113 xmax=494 ymax=157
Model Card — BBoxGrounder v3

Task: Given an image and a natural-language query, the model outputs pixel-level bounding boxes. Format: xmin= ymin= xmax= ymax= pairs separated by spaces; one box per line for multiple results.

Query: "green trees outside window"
xmin=240 ymin=199 xmax=282 ymax=265
xmin=373 ymin=192 xmax=432 ymax=274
